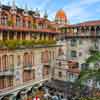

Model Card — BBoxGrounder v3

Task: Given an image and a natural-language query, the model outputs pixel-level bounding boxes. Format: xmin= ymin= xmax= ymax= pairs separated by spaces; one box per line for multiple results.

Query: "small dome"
xmin=56 ymin=9 xmax=67 ymax=20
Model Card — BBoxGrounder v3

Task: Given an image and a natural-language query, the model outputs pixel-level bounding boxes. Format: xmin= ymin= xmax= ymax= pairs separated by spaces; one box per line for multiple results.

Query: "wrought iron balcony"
xmin=23 ymin=64 xmax=34 ymax=70
xmin=0 ymin=67 xmax=14 ymax=76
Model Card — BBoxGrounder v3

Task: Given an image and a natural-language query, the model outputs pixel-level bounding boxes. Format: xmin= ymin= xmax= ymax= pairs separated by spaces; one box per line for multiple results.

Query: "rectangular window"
xmin=71 ymin=51 xmax=77 ymax=57
xmin=71 ymin=39 xmax=77 ymax=46
xmin=79 ymin=39 xmax=82 ymax=44
xmin=58 ymin=71 xmax=62 ymax=78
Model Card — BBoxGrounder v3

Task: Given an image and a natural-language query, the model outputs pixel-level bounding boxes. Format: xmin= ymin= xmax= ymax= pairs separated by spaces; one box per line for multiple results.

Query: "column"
xmin=20 ymin=54 xmax=23 ymax=84
xmin=46 ymin=34 xmax=48 ymax=40
xmin=94 ymin=26 xmax=96 ymax=37
xmin=26 ymin=32 xmax=29 ymax=40
xmin=20 ymin=32 xmax=22 ymax=40
xmin=89 ymin=26 xmax=91 ymax=33
xmin=0 ymin=32 xmax=2 ymax=40
xmin=8 ymin=31 xmax=10 ymax=40
xmin=14 ymin=32 xmax=17 ymax=40
xmin=42 ymin=33 xmax=44 ymax=40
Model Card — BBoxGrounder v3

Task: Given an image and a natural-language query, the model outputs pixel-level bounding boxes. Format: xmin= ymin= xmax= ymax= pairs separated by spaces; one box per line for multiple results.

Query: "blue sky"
xmin=2 ymin=0 xmax=100 ymax=24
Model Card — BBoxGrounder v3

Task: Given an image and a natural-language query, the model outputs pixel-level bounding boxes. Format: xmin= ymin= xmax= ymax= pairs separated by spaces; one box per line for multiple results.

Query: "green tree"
xmin=75 ymin=50 xmax=100 ymax=97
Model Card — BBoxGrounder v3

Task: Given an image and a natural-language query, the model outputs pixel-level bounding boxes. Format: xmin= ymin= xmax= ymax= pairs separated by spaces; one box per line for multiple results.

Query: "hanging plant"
xmin=7 ymin=20 xmax=14 ymax=26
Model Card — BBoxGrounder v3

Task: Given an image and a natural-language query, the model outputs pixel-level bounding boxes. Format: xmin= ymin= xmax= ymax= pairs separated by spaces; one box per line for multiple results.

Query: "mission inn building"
xmin=0 ymin=0 xmax=100 ymax=99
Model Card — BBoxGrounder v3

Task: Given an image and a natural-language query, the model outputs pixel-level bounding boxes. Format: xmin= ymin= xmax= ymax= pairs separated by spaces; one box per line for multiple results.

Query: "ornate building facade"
xmin=0 ymin=0 xmax=100 ymax=99
xmin=0 ymin=1 xmax=62 ymax=100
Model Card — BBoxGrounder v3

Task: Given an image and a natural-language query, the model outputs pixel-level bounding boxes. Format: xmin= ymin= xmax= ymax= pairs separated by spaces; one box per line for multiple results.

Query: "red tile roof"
xmin=75 ymin=20 xmax=100 ymax=27
xmin=60 ymin=20 xmax=100 ymax=28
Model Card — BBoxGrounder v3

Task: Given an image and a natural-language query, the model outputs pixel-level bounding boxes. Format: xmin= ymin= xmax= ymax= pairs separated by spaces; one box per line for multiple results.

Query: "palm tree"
xmin=74 ymin=50 xmax=100 ymax=97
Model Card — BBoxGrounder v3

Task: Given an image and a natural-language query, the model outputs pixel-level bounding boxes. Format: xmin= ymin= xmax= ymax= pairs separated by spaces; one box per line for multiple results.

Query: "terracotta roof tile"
xmin=75 ymin=20 xmax=100 ymax=27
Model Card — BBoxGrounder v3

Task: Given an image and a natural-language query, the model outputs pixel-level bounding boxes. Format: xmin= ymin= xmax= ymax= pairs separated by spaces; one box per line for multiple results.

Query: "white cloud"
xmin=63 ymin=0 xmax=100 ymax=24
xmin=38 ymin=0 xmax=52 ymax=11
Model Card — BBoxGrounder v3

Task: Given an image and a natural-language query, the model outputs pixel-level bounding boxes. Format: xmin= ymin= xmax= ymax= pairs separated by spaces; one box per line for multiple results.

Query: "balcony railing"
xmin=0 ymin=75 xmax=50 ymax=96
xmin=42 ymin=59 xmax=52 ymax=65
xmin=23 ymin=64 xmax=35 ymax=70
xmin=0 ymin=24 xmax=60 ymax=34
xmin=66 ymin=32 xmax=100 ymax=37
xmin=0 ymin=67 xmax=14 ymax=76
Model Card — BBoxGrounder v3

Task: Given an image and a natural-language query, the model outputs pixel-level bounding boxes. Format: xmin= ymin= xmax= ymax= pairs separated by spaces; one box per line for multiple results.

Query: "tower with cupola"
xmin=55 ymin=9 xmax=68 ymax=24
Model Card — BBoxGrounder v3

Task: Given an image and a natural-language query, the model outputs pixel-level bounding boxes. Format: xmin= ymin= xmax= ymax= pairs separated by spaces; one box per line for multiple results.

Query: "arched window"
xmin=17 ymin=55 xmax=21 ymax=66
xmin=16 ymin=15 xmax=21 ymax=27
xmin=28 ymin=53 xmax=32 ymax=64
xmin=42 ymin=50 xmax=49 ymax=63
xmin=28 ymin=21 xmax=31 ymax=28
xmin=23 ymin=53 xmax=29 ymax=65
xmin=1 ymin=12 xmax=8 ymax=25
xmin=2 ymin=55 xmax=8 ymax=71
xmin=58 ymin=48 xmax=63 ymax=56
